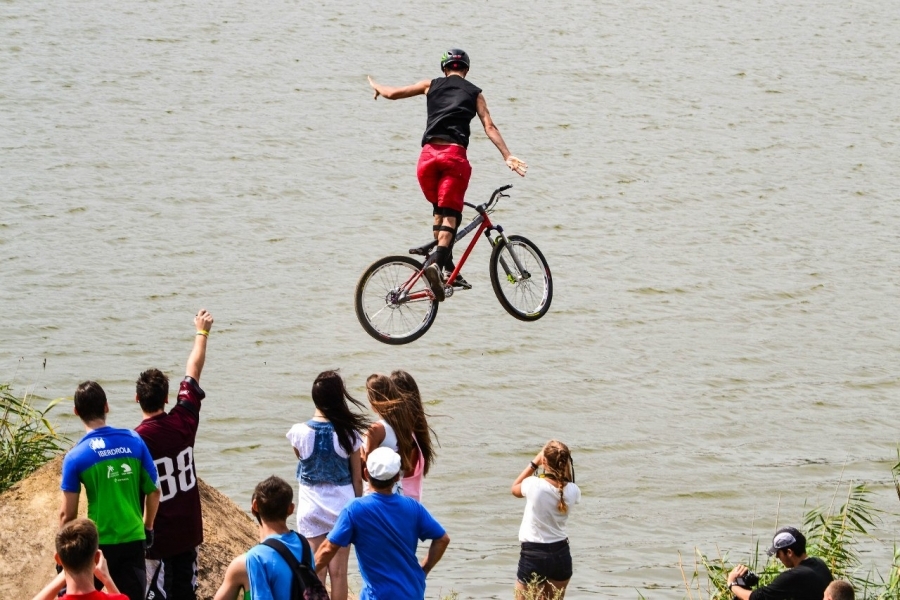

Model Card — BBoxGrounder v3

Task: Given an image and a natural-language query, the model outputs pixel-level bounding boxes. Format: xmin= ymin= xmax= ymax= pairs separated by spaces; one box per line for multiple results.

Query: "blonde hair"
xmin=366 ymin=374 xmax=419 ymax=473
xmin=542 ymin=440 xmax=574 ymax=514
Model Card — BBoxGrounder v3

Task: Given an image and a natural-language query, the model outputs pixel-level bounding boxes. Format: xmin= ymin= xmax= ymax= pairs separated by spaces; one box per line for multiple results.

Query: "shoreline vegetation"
xmin=0 ymin=383 xmax=69 ymax=494
xmin=3 ymin=382 xmax=899 ymax=599
xmin=673 ymin=456 xmax=900 ymax=600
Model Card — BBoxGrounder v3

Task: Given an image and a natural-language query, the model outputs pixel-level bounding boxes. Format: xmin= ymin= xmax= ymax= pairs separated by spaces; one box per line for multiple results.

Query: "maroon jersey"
xmin=135 ymin=377 xmax=205 ymax=559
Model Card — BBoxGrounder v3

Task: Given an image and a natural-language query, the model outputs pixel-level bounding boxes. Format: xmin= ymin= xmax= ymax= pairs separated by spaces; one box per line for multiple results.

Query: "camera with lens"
xmin=732 ymin=570 xmax=759 ymax=589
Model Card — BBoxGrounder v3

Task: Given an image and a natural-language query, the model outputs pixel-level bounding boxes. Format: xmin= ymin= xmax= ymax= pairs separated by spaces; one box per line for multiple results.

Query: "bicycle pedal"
xmin=447 ymin=273 xmax=472 ymax=290
xmin=409 ymin=241 xmax=437 ymax=256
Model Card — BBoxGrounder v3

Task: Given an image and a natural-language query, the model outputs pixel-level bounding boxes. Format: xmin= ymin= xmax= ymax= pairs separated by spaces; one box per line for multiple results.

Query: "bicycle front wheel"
xmin=355 ymin=255 xmax=439 ymax=344
xmin=489 ymin=235 xmax=553 ymax=321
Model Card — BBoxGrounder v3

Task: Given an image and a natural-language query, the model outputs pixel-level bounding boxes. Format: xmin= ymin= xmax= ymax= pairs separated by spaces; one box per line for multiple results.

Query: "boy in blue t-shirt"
xmin=314 ymin=447 xmax=450 ymax=599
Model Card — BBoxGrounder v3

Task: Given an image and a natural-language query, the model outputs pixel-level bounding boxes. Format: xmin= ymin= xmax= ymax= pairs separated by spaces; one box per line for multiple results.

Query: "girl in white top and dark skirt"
xmin=511 ymin=440 xmax=581 ymax=599
xmin=286 ymin=370 xmax=369 ymax=600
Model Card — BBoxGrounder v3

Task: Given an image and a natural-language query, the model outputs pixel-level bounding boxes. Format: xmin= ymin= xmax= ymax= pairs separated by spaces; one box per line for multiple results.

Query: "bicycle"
xmin=355 ymin=184 xmax=553 ymax=344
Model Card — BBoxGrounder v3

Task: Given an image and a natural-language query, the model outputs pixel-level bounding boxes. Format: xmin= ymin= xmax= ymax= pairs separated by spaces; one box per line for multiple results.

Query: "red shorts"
xmin=416 ymin=143 xmax=472 ymax=214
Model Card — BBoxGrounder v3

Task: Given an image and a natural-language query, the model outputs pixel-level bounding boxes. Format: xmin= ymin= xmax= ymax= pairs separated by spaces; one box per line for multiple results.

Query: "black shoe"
xmin=447 ymin=271 xmax=472 ymax=290
xmin=423 ymin=264 xmax=445 ymax=302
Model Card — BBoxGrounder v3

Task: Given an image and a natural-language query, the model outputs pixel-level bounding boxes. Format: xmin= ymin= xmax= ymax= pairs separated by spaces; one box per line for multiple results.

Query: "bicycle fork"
xmin=486 ymin=225 xmax=531 ymax=283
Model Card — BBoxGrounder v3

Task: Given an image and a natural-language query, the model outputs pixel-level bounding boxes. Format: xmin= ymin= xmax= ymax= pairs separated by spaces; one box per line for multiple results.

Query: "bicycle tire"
xmin=355 ymin=255 xmax=439 ymax=344
xmin=489 ymin=235 xmax=553 ymax=321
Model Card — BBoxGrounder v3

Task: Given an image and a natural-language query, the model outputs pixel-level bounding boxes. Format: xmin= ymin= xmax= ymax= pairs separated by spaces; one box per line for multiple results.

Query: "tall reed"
xmin=0 ymin=383 xmax=70 ymax=493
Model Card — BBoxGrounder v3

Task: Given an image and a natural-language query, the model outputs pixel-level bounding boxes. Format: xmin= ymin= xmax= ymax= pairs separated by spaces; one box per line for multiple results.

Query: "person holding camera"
xmin=727 ymin=526 xmax=832 ymax=600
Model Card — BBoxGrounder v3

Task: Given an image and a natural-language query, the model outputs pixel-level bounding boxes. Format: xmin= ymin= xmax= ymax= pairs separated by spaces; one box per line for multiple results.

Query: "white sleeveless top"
xmin=363 ymin=419 xmax=401 ymax=495
xmin=379 ymin=419 xmax=399 ymax=453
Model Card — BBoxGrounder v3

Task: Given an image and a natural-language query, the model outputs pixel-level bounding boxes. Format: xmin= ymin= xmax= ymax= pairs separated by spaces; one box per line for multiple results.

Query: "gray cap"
xmin=767 ymin=526 xmax=805 ymax=556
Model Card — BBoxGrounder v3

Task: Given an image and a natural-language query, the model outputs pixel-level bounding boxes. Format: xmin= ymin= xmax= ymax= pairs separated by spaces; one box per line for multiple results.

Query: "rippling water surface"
xmin=3 ymin=0 xmax=900 ymax=597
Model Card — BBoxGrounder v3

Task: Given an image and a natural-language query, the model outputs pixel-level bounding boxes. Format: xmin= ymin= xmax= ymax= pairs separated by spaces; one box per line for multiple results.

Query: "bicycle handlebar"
xmin=463 ymin=184 xmax=513 ymax=213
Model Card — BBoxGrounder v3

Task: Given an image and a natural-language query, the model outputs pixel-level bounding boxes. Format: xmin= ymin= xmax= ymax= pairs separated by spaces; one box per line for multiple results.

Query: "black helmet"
xmin=440 ymin=48 xmax=470 ymax=72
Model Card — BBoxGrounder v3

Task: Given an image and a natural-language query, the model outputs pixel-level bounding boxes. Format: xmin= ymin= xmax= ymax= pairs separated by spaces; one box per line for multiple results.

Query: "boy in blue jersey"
xmin=59 ymin=381 xmax=160 ymax=600
xmin=315 ymin=448 xmax=451 ymax=600
xmin=213 ymin=476 xmax=314 ymax=600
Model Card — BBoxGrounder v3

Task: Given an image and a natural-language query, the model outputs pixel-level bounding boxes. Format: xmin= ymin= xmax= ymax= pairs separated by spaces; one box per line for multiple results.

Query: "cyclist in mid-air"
xmin=368 ymin=48 xmax=527 ymax=302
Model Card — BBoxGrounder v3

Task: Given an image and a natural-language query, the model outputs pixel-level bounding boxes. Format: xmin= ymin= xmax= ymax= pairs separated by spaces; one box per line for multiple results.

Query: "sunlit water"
xmin=2 ymin=0 xmax=899 ymax=597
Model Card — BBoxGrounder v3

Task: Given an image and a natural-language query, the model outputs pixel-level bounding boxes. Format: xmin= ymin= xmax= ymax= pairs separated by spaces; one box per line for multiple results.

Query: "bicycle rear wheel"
xmin=489 ymin=235 xmax=553 ymax=321
xmin=355 ymin=255 xmax=439 ymax=344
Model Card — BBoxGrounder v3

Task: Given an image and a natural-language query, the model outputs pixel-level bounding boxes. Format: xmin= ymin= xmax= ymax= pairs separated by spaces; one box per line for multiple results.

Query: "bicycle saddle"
xmin=409 ymin=241 xmax=437 ymax=256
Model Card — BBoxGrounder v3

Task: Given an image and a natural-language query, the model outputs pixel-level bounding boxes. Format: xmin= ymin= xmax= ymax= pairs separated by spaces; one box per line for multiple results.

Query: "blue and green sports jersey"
xmin=61 ymin=425 xmax=159 ymax=545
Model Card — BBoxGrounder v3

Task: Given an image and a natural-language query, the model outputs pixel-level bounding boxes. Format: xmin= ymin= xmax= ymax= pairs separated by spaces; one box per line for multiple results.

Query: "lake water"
xmin=2 ymin=0 xmax=899 ymax=597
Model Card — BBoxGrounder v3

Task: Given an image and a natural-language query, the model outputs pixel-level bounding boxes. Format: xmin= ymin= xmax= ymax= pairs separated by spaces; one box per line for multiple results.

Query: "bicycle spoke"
xmin=490 ymin=235 xmax=552 ymax=321
xmin=355 ymin=256 xmax=439 ymax=343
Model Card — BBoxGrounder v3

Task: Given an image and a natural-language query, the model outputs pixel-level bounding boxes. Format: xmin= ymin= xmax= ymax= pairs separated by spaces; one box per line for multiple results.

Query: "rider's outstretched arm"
xmin=368 ymin=76 xmax=430 ymax=100
xmin=476 ymin=93 xmax=527 ymax=177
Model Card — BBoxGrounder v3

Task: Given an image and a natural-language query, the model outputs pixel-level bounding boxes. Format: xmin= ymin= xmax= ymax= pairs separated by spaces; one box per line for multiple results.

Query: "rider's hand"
xmin=368 ymin=75 xmax=381 ymax=100
xmin=506 ymin=156 xmax=528 ymax=177
xmin=194 ymin=309 xmax=214 ymax=334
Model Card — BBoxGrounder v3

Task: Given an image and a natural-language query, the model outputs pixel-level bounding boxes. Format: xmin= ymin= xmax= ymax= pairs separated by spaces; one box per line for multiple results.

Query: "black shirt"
xmin=422 ymin=76 xmax=482 ymax=148
xmin=749 ymin=557 xmax=833 ymax=600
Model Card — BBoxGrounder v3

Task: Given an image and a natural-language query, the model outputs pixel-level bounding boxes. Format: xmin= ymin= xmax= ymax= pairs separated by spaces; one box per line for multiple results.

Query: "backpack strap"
xmin=293 ymin=531 xmax=315 ymax=570
xmin=261 ymin=532 xmax=311 ymax=594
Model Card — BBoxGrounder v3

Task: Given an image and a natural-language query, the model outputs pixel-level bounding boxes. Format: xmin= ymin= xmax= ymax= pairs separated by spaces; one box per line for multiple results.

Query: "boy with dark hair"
xmin=136 ymin=309 xmax=214 ymax=600
xmin=214 ymin=476 xmax=315 ymax=600
xmin=59 ymin=384 xmax=160 ymax=600
xmin=368 ymin=48 xmax=527 ymax=299
xmin=31 ymin=519 xmax=128 ymax=600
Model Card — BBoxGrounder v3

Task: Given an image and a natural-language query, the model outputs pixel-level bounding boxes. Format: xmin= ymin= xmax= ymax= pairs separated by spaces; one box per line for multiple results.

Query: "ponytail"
xmin=542 ymin=440 xmax=573 ymax=514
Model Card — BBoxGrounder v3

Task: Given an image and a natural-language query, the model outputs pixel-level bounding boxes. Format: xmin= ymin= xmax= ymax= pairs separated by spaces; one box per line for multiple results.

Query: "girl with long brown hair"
xmin=362 ymin=373 xmax=423 ymax=498
xmin=511 ymin=440 xmax=581 ymax=599
xmin=389 ymin=370 xmax=436 ymax=500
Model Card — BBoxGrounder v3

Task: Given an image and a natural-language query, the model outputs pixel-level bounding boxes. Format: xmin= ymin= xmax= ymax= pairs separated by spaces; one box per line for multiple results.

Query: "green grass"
xmin=0 ymin=382 xmax=70 ymax=493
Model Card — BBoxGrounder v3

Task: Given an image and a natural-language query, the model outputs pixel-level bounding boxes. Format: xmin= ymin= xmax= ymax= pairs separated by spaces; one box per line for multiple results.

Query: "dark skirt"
xmin=517 ymin=538 xmax=573 ymax=584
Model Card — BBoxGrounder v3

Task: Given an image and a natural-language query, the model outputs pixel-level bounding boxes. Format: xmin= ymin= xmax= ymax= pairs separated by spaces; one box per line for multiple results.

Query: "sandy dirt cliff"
xmin=0 ymin=455 xmax=258 ymax=599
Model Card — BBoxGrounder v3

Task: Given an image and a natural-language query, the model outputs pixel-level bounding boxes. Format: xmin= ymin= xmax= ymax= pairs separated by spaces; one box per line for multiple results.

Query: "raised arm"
xmin=476 ymin=94 xmax=527 ymax=176
xmin=93 ymin=551 xmax=122 ymax=594
xmin=512 ymin=450 xmax=543 ymax=498
xmin=186 ymin=309 xmax=214 ymax=382
xmin=368 ymin=76 xmax=430 ymax=100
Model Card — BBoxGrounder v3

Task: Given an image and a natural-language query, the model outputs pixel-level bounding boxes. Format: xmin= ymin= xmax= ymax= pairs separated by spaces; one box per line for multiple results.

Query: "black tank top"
xmin=422 ymin=76 xmax=482 ymax=148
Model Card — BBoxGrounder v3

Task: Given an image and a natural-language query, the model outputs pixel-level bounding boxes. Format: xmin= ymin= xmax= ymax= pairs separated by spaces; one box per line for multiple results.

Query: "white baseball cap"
xmin=367 ymin=447 xmax=402 ymax=481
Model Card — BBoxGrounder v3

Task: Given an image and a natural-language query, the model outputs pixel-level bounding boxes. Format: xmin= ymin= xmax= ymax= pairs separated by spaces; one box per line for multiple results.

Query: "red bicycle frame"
xmin=402 ymin=211 xmax=495 ymax=301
